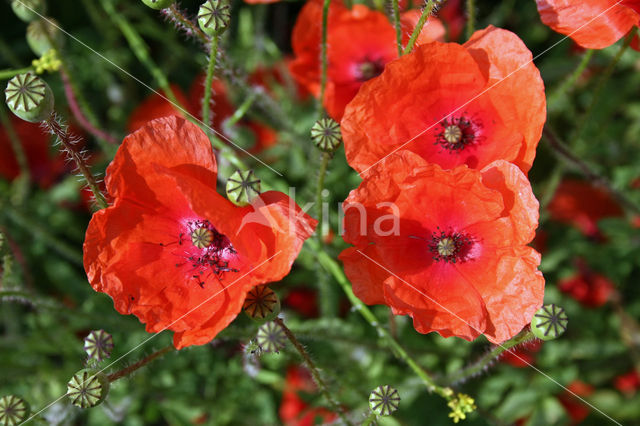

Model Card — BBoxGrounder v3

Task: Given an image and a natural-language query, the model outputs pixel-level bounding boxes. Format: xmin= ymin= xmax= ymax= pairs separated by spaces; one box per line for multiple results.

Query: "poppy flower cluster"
xmin=536 ymin=0 xmax=640 ymax=49
xmin=339 ymin=26 xmax=546 ymax=343
xmin=83 ymin=117 xmax=316 ymax=348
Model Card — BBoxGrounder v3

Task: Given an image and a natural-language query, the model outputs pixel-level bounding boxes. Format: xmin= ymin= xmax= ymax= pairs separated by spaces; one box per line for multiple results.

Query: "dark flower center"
xmin=429 ymin=228 xmax=472 ymax=263
xmin=434 ymin=115 xmax=480 ymax=152
xmin=356 ymin=59 xmax=385 ymax=82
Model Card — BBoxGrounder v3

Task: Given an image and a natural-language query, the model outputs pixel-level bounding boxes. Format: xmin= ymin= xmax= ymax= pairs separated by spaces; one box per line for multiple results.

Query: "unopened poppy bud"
xmin=84 ymin=330 xmax=114 ymax=362
xmin=198 ymin=0 xmax=231 ymax=36
xmin=26 ymin=18 xmax=63 ymax=56
xmin=0 ymin=395 xmax=30 ymax=425
xmin=141 ymin=0 xmax=174 ymax=9
xmin=243 ymin=286 xmax=280 ymax=322
xmin=369 ymin=385 xmax=400 ymax=416
xmin=11 ymin=0 xmax=47 ymax=22
xmin=66 ymin=369 xmax=110 ymax=408
xmin=226 ymin=169 xmax=261 ymax=207
xmin=531 ymin=304 xmax=568 ymax=341
xmin=5 ymin=73 xmax=54 ymax=123
xmin=256 ymin=321 xmax=286 ymax=353
xmin=310 ymin=118 xmax=342 ymax=152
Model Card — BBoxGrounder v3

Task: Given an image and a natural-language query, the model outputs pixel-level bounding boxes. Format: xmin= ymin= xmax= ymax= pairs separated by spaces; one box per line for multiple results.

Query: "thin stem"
xmin=100 ymin=0 xmax=181 ymax=107
xmin=307 ymin=239 xmax=452 ymax=400
xmin=315 ymin=153 xmax=336 ymax=317
xmin=0 ymin=104 xmax=30 ymax=184
xmin=273 ymin=317 xmax=354 ymax=426
xmin=202 ymin=35 xmax=219 ymax=128
xmin=402 ymin=1 xmax=436 ymax=55
xmin=362 ymin=412 xmax=378 ymax=426
xmin=226 ymin=92 xmax=257 ymax=127
xmin=59 ymin=69 xmax=118 ymax=145
xmin=315 ymin=153 xmax=330 ymax=243
xmin=392 ymin=0 xmax=403 ymax=56
xmin=163 ymin=4 xmax=210 ymax=50
xmin=465 ymin=0 xmax=475 ymax=40
xmin=319 ymin=0 xmax=330 ymax=114
xmin=107 ymin=346 xmax=174 ymax=382
xmin=548 ymin=49 xmax=594 ymax=108
xmin=538 ymin=163 xmax=565 ymax=216
xmin=543 ymin=127 xmax=640 ymax=215
xmin=0 ymin=67 xmax=34 ymax=80
xmin=574 ymin=31 xmax=635 ymax=141
xmin=44 ymin=115 xmax=108 ymax=210
xmin=446 ymin=330 xmax=535 ymax=385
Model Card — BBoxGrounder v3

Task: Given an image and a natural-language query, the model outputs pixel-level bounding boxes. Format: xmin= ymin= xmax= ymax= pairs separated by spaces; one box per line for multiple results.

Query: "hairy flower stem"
xmin=273 ymin=317 xmax=354 ymax=425
xmin=202 ymin=35 xmax=219 ymax=129
xmin=164 ymin=3 xmax=210 ymax=50
xmin=446 ymin=330 xmax=535 ymax=385
xmin=315 ymin=152 xmax=337 ymax=317
xmin=60 ymin=69 xmax=118 ymax=146
xmin=574 ymin=30 xmax=635 ymax=141
xmin=543 ymin=126 xmax=640 ymax=216
xmin=319 ymin=0 xmax=331 ymax=115
xmin=362 ymin=412 xmax=378 ymax=426
xmin=403 ymin=1 xmax=436 ymax=55
xmin=391 ymin=0 xmax=403 ymax=56
xmin=548 ymin=49 xmax=594 ymax=108
xmin=107 ymin=346 xmax=174 ymax=382
xmin=0 ymin=67 xmax=34 ymax=80
xmin=100 ymin=0 xmax=182 ymax=108
xmin=465 ymin=0 xmax=475 ymax=39
xmin=43 ymin=115 xmax=108 ymax=209
xmin=307 ymin=239 xmax=452 ymax=400
xmin=0 ymin=104 xmax=30 ymax=184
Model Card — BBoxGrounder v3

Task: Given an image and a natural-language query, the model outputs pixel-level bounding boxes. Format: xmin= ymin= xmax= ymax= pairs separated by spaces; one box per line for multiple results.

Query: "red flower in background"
xmin=614 ymin=369 xmax=640 ymax=395
xmin=127 ymin=84 xmax=193 ymax=133
xmin=438 ymin=0 xmax=466 ymax=41
xmin=279 ymin=366 xmax=337 ymax=426
xmin=339 ymin=152 xmax=544 ymax=343
xmin=559 ymin=263 xmax=615 ymax=308
xmin=0 ymin=116 xmax=66 ymax=188
xmin=283 ymin=287 xmax=320 ymax=318
xmin=501 ymin=340 xmax=543 ymax=367
xmin=341 ymin=26 xmax=546 ymax=175
xmin=548 ymin=179 xmax=623 ymax=238
xmin=536 ymin=0 xmax=640 ymax=49
xmin=289 ymin=0 xmax=444 ymax=120
xmin=558 ymin=380 xmax=594 ymax=424
xmin=83 ymin=117 xmax=316 ymax=348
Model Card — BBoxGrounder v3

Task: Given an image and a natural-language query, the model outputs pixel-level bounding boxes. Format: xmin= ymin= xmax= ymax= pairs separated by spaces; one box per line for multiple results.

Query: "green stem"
xmin=465 ymin=0 xmax=475 ymax=40
xmin=307 ymin=239 xmax=451 ymax=399
xmin=574 ymin=31 xmax=634 ymax=141
xmin=319 ymin=0 xmax=330 ymax=114
xmin=316 ymin=153 xmax=330 ymax=242
xmin=543 ymin=127 xmax=640 ymax=215
xmin=0 ymin=67 xmax=34 ymax=80
xmin=403 ymin=1 xmax=436 ymax=55
xmin=548 ymin=49 xmax=594 ymax=108
xmin=362 ymin=412 xmax=378 ymax=426
xmin=164 ymin=3 xmax=210 ymax=49
xmin=392 ymin=0 xmax=403 ymax=56
xmin=100 ymin=0 xmax=181 ymax=107
xmin=446 ymin=330 xmax=535 ymax=385
xmin=315 ymin=153 xmax=336 ymax=317
xmin=107 ymin=346 xmax=174 ymax=382
xmin=202 ymin=35 xmax=219 ymax=128
xmin=226 ymin=92 xmax=257 ymax=127
xmin=274 ymin=317 xmax=354 ymax=426
xmin=0 ymin=104 xmax=30 ymax=184
xmin=44 ymin=116 xmax=109 ymax=210
xmin=538 ymin=163 xmax=565 ymax=218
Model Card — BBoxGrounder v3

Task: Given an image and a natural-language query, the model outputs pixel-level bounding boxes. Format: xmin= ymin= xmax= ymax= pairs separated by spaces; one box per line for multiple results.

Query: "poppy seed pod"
xmin=198 ymin=0 xmax=231 ymax=36
xmin=256 ymin=321 xmax=286 ymax=353
xmin=66 ymin=369 xmax=110 ymax=408
xmin=26 ymin=18 xmax=63 ymax=56
xmin=243 ymin=285 xmax=280 ymax=322
xmin=226 ymin=169 xmax=261 ymax=207
xmin=11 ymin=0 xmax=47 ymax=22
xmin=5 ymin=73 xmax=54 ymax=123
xmin=531 ymin=304 xmax=568 ymax=341
xmin=0 ymin=395 xmax=30 ymax=425
xmin=369 ymin=385 xmax=400 ymax=416
xmin=84 ymin=330 xmax=114 ymax=362
xmin=141 ymin=0 xmax=174 ymax=10
xmin=310 ymin=118 xmax=342 ymax=153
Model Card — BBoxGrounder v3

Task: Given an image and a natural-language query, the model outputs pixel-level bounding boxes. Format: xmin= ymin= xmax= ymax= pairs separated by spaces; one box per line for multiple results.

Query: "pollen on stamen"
xmin=428 ymin=228 xmax=472 ymax=263
xmin=434 ymin=115 xmax=480 ymax=152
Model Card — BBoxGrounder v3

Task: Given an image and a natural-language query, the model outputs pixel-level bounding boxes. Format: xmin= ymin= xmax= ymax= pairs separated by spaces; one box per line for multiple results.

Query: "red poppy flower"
xmin=558 ymin=269 xmax=615 ymax=308
xmin=614 ymin=369 xmax=640 ymax=395
xmin=339 ymin=152 xmax=544 ymax=343
xmin=548 ymin=179 xmax=623 ymax=238
xmin=0 ymin=116 xmax=66 ymax=188
xmin=127 ymin=84 xmax=193 ymax=133
xmin=283 ymin=287 xmax=320 ymax=318
xmin=558 ymin=380 xmax=594 ymax=424
xmin=279 ymin=366 xmax=337 ymax=426
xmin=83 ymin=117 xmax=316 ymax=349
xmin=439 ymin=0 xmax=466 ymax=41
xmin=501 ymin=340 xmax=543 ymax=367
xmin=536 ymin=0 xmax=640 ymax=49
xmin=289 ymin=0 xmax=444 ymax=121
xmin=341 ymin=26 xmax=546 ymax=176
